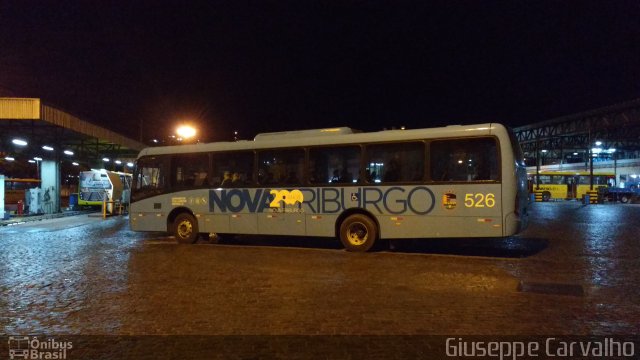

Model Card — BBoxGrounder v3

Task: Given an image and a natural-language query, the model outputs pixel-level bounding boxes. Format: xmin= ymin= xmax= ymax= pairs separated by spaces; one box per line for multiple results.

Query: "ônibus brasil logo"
xmin=8 ymin=336 xmax=73 ymax=360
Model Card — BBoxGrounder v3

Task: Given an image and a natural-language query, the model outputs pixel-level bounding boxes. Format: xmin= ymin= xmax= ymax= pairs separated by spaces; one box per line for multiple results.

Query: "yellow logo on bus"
xmin=442 ymin=193 xmax=457 ymax=210
xmin=270 ymin=189 xmax=304 ymax=208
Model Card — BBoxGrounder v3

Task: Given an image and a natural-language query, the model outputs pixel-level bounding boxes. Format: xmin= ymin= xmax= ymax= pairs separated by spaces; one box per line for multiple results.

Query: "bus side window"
xmin=212 ymin=151 xmax=254 ymax=188
xmin=258 ymin=149 xmax=304 ymax=186
xmin=430 ymin=141 xmax=468 ymax=181
xmin=171 ymin=154 xmax=209 ymax=188
xmin=430 ymin=138 xmax=498 ymax=182
xmin=309 ymin=146 xmax=360 ymax=185
xmin=366 ymin=142 xmax=423 ymax=184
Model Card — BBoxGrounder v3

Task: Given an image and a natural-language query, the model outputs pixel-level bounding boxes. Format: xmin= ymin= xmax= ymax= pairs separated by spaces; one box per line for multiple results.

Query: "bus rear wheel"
xmin=339 ymin=214 xmax=378 ymax=252
xmin=173 ymin=213 xmax=199 ymax=244
xmin=542 ymin=192 xmax=551 ymax=202
xmin=620 ymin=195 xmax=630 ymax=204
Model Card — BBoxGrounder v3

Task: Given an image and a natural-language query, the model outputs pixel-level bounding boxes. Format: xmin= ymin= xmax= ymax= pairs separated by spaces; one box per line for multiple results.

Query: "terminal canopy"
xmin=0 ymin=98 xmax=145 ymax=178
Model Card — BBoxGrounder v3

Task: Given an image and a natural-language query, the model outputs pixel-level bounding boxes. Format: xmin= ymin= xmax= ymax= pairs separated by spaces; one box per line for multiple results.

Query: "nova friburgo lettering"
xmin=209 ymin=186 xmax=435 ymax=215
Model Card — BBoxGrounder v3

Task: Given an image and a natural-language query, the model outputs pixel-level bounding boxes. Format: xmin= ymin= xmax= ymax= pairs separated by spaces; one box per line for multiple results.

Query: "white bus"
xmin=130 ymin=123 xmax=529 ymax=251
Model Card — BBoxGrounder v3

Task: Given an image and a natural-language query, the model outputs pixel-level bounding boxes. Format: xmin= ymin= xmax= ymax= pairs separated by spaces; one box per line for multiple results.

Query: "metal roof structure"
xmin=0 ymin=98 xmax=145 ymax=178
xmin=514 ymin=98 xmax=640 ymax=166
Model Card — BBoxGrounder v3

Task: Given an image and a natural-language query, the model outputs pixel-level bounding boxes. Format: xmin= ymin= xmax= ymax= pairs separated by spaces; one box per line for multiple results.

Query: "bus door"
xmin=257 ymin=189 xmax=305 ymax=236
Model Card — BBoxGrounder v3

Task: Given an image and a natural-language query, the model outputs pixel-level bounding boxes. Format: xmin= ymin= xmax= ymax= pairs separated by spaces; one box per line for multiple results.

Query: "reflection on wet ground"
xmin=218 ymin=236 xmax=549 ymax=258
xmin=220 ymin=234 xmax=550 ymax=258
xmin=0 ymin=218 xmax=147 ymax=334
xmin=0 ymin=202 xmax=639 ymax=335
xmin=389 ymin=236 xmax=549 ymax=257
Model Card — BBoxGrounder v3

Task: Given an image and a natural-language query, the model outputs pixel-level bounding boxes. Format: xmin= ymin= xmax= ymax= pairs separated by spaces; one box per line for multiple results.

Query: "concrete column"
xmin=0 ymin=174 xmax=5 ymax=219
xmin=40 ymin=160 xmax=61 ymax=214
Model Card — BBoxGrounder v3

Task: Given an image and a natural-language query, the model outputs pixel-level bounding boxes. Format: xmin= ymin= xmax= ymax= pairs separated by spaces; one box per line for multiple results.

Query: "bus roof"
xmin=253 ymin=127 xmax=358 ymax=141
xmin=137 ymin=123 xmax=505 ymax=158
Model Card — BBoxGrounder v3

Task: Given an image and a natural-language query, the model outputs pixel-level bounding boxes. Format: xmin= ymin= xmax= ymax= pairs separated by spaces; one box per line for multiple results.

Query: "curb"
xmin=0 ymin=211 xmax=97 ymax=227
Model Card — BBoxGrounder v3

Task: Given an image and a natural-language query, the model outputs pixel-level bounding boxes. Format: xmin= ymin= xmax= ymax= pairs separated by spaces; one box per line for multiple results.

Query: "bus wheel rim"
xmin=177 ymin=220 xmax=193 ymax=238
xmin=346 ymin=222 xmax=368 ymax=246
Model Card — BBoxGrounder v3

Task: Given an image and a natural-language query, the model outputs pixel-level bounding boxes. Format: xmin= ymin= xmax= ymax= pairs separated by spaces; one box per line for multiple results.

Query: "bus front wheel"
xmin=173 ymin=213 xmax=199 ymax=244
xmin=339 ymin=214 xmax=378 ymax=252
xmin=542 ymin=192 xmax=551 ymax=202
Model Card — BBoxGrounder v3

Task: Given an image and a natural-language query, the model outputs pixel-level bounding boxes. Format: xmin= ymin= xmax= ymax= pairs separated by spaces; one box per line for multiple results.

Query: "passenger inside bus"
xmin=339 ymin=168 xmax=352 ymax=183
xmin=366 ymin=171 xmax=377 ymax=182
xmin=220 ymin=171 xmax=233 ymax=187
xmin=193 ymin=171 xmax=208 ymax=187
xmin=231 ymin=172 xmax=243 ymax=186
xmin=383 ymin=156 xmax=401 ymax=182
xmin=329 ymin=168 xmax=352 ymax=183
xmin=330 ymin=169 xmax=340 ymax=183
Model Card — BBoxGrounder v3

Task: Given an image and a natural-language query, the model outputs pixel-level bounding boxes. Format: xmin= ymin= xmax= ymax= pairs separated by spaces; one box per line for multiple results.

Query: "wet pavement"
xmin=0 ymin=202 xmax=639 ymax=354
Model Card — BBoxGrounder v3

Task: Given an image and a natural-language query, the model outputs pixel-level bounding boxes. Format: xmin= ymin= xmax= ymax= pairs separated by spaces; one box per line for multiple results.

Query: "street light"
xmin=176 ymin=124 xmax=197 ymax=141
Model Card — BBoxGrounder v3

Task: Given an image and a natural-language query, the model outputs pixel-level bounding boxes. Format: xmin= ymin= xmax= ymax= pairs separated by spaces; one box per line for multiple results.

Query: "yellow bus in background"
xmin=528 ymin=171 xmax=614 ymax=201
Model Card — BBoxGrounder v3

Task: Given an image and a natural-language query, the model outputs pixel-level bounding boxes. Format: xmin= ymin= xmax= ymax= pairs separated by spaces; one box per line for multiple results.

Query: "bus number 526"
xmin=464 ymin=193 xmax=495 ymax=208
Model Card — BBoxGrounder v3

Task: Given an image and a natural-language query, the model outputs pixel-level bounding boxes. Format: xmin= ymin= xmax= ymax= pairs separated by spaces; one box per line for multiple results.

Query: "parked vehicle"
xmin=602 ymin=182 xmax=640 ymax=203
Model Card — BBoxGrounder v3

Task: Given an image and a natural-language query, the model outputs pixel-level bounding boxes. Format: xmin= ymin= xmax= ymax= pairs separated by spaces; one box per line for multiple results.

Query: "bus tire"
xmin=173 ymin=213 xmax=199 ymax=244
xmin=339 ymin=214 xmax=378 ymax=252
xmin=620 ymin=195 xmax=630 ymax=204
xmin=542 ymin=192 xmax=551 ymax=202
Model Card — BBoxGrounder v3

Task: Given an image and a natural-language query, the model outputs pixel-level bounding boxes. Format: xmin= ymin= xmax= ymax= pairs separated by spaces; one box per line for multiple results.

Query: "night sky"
xmin=1 ymin=1 xmax=639 ymax=142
